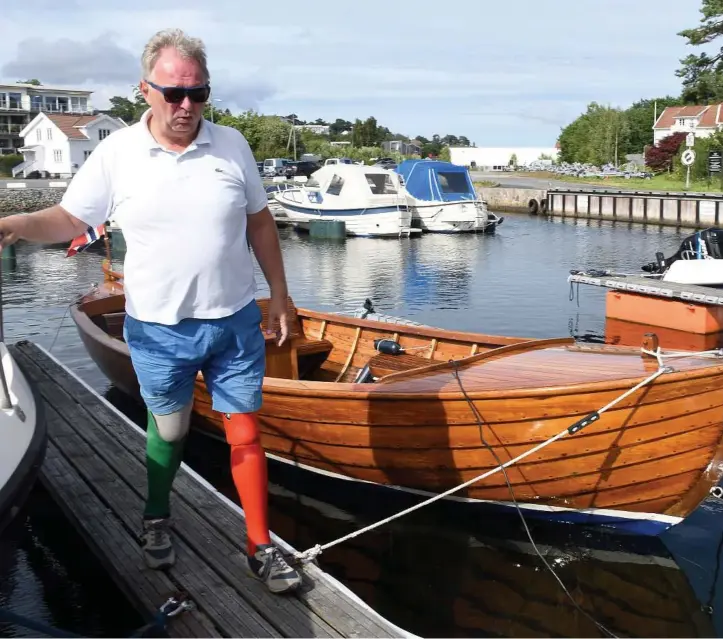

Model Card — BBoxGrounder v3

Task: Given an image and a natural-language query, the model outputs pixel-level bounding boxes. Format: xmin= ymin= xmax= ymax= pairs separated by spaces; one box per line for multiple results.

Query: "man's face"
xmin=141 ymin=47 xmax=207 ymax=139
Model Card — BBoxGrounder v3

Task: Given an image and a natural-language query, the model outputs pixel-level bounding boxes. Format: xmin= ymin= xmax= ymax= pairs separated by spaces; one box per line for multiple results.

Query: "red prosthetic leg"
xmin=223 ymin=412 xmax=301 ymax=593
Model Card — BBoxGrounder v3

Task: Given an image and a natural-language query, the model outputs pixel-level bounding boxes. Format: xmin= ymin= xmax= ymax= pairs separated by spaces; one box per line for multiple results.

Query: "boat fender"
xmin=539 ymin=199 xmax=548 ymax=214
xmin=528 ymin=199 xmax=539 ymax=215
xmin=374 ymin=338 xmax=403 ymax=355
xmin=353 ymin=364 xmax=375 ymax=383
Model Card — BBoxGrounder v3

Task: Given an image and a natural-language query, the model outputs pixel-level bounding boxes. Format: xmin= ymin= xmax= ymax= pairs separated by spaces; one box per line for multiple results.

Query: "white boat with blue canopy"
xmin=272 ymin=164 xmax=416 ymax=238
xmin=396 ymin=159 xmax=501 ymax=233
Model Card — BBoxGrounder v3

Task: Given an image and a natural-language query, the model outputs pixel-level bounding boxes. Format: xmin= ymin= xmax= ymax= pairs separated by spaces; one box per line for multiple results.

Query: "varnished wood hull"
xmin=70 ymin=281 xmax=723 ymax=535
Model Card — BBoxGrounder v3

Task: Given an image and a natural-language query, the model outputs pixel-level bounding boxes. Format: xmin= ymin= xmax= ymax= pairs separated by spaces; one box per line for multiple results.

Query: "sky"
xmin=0 ymin=0 xmax=710 ymax=147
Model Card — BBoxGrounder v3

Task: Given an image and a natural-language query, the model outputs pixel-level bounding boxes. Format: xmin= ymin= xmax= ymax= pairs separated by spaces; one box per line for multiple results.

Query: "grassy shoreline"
xmin=516 ymin=171 xmax=723 ymax=193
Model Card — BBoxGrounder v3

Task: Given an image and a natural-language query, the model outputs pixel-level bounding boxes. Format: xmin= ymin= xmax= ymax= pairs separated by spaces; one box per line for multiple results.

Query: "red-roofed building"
xmin=13 ymin=111 xmax=127 ymax=178
xmin=653 ymin=104 xmax=723 ymax=145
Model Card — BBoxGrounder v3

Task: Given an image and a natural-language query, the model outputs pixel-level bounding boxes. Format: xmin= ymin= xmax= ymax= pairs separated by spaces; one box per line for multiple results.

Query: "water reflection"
xmin=172 ymin=424 xmax=715 ymax=639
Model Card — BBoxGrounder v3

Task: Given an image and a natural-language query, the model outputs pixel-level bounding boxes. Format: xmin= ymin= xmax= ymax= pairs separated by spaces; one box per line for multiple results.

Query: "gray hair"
xmin=141 ymin=28 xmax=210 ymax=83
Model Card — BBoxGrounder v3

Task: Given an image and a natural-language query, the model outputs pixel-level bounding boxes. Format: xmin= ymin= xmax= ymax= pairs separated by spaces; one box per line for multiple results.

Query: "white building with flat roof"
xmin=449 ymin=146 xmax=559 ymax=170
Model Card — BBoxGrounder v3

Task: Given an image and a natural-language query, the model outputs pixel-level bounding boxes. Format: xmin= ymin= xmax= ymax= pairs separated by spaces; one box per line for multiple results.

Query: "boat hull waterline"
xmin=71 ymin=279 xmax=723 ymax=536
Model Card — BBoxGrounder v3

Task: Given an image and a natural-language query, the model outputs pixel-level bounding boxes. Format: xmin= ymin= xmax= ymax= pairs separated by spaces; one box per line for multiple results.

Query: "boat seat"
xmin=256 ymin=296 xmax=334 ymax=379
xmin=367 ymin=352 xmax=432 ymax=379
xmin=103 ymin=311 xmax=126 ymax=339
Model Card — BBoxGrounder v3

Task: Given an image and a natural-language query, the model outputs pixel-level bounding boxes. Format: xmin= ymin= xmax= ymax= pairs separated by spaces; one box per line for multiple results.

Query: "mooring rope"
xmin=292 ymin=351 xmax=688 ymax=564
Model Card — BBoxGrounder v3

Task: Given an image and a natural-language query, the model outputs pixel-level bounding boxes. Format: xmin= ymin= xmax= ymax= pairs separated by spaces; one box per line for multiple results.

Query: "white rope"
xmin=642 ymin=346 xmax=723 ymax=367
xmin=293 ymin=359 xmax=674 ymax=564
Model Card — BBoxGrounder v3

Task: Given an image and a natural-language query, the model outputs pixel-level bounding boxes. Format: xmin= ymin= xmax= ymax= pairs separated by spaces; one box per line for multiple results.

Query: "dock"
xmin=10 ymin=340 xmax=412 ymax=638
xmin=568 ymin=271 xmax=723 ymax=305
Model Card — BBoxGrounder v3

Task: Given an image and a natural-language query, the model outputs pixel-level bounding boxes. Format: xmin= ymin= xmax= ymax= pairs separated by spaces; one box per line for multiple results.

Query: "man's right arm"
xmin=0 ymin=134 xmax=117 ymax=248
xmin=0 ymin=205 xmax=90 ymax=247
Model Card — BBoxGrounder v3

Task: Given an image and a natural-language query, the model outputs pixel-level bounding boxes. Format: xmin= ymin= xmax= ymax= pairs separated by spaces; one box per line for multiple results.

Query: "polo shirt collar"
xmin=139 ymin=108 xmax=212 ymax=152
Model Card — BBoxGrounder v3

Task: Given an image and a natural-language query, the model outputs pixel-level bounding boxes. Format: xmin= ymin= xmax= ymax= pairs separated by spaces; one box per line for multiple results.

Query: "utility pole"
xmin=615 ymin=129 xmax=618 ymax=167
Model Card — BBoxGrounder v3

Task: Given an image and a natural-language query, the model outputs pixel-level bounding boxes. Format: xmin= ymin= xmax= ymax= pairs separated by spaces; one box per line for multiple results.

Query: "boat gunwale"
xmin=71 ymin=289 xmax=723 ymax=402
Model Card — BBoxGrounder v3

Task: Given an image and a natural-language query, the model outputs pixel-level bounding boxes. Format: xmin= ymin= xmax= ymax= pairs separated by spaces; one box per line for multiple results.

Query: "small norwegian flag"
xmin=66 ymin=224 xmax=106 ymax=257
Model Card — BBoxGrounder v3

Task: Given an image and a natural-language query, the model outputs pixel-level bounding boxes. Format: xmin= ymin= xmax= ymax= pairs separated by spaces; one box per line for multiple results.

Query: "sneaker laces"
xmin=264 ymin=546 xmax=292 ymax=572
xmin=145 ymin=519 xmax=170 ymax=547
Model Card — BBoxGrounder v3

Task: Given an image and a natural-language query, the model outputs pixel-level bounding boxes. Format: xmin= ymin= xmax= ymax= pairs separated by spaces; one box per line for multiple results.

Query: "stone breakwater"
xmin=0 ymin=188 xmax=65 ymax=213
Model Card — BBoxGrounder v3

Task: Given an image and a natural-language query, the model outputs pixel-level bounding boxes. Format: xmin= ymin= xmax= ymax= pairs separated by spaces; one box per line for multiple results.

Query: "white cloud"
xmin=0 ymin=0 xmax=707 ymax=145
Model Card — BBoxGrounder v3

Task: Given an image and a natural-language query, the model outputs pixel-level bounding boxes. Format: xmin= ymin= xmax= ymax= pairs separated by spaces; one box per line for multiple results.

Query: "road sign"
xmin=682 ymin=149 xmax=696 ymax=166
xmin=709 ymin=150 xmax=722 ymax=174
xmin=687 ymin=132 xmax=695 ymax=147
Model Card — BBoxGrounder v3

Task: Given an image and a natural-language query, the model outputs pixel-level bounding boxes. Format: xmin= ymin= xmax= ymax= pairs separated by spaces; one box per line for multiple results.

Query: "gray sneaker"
xmin=245 ymin=544 xmax=302 ymax=593
xmin=141 ymin=517 xmax=176 ymax=569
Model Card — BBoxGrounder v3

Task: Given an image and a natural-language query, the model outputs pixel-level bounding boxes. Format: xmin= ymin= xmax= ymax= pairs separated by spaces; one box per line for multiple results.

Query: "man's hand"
xmin=0 ymin=215 xmax=28 ymax=249
xmin=266 ymin=294 xmax=289 ymax=346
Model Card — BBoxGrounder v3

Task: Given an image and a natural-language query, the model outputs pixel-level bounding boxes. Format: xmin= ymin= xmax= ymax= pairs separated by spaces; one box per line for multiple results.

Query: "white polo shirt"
xmin=60 ymin=109 xmax=268 ymax=325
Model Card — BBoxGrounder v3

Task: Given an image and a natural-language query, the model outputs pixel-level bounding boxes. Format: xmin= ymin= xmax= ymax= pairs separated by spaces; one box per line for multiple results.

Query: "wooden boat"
xmin=69 ymin=263 xmax=723 ymax=536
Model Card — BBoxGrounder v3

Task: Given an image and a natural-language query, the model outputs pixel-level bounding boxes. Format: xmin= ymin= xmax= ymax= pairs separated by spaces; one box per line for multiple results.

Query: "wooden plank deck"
xmin=568 ymin=272 xmax=723 ymax=305
xmin=10 ymin=339 xmax=412 ymax=639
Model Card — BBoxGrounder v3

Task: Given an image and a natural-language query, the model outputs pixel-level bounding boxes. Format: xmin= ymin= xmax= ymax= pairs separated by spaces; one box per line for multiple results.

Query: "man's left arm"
xmin=241 ymin=139 xmax=290 ymax=343
xmin=246 ymin=207 xmax=288 ymax=301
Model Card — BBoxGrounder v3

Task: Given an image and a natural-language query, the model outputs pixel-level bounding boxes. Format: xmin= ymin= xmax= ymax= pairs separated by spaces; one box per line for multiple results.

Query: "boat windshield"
xmin=437 ymin=171 xmax=472 ymax=194
xmin=365 ymin=173 xmax=398 ymax=195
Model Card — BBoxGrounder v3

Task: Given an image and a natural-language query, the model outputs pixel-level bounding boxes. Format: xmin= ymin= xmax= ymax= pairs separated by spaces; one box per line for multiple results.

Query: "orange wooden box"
xmin=606 ymin=290 xmax=723 ymax=335
xmin=605 ymin=317 xmax=723 ymax=351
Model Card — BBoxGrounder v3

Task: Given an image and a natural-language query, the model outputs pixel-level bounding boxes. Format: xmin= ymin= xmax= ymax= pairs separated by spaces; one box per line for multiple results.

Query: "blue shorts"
xmin=123 ymin=299 xmax=265 ymax=416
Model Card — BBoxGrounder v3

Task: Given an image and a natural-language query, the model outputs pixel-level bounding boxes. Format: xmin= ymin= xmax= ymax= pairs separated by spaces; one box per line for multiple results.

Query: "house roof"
xmin=654 ymin=104 xmax=723 ymax=129
xmin=46 ymin=114 xmax=101 ymax=139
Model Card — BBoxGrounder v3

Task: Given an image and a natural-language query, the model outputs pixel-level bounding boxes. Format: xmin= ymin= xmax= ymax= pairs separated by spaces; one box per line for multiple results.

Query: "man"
xmin=0 ymin=28 xmax=302 ymax=594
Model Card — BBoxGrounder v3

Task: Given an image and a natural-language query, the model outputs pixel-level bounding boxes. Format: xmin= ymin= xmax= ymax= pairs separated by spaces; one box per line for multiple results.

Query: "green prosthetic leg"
xmin=144 ymin=410 xmax=186 ymax=519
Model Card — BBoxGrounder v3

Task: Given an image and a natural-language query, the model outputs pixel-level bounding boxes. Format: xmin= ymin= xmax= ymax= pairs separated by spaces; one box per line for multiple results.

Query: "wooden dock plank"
xmin=19 ymin=354 xmax=278 ymax=638
xmin=39 ymin=437 xmax=219 ymax=638
xmin=12 ymin=345 xmax=325 ymax=639
xmin=11 ymin=340 xmax=409 ymax=639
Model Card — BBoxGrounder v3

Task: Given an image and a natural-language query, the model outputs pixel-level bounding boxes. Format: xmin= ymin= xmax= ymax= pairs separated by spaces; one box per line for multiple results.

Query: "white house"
xmin=0 ymin=82 xmax=94 ymax=155
xmin=653 ymin=104 xmax=723 ymax=145
xmin=13 ymin=112 xmax=126 ymax=178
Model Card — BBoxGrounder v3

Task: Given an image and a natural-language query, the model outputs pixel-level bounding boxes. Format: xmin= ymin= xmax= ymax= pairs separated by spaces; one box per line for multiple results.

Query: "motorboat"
xmin=272 ymin=164 xmax=416 ymax=238
xmin=642 ymin=227 xmax=723 ymax=286
xmin=396 ymin=159 xmax=502 ymax=233
xmin=0 ymin=342 xmax=46 ymax=534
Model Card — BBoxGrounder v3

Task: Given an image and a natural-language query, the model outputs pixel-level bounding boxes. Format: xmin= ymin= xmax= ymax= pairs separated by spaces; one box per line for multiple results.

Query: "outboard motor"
xmin=641 ymin=228 xmax=723 ymax=273
xmin=360 ymin=298 xmax=375 ymax=319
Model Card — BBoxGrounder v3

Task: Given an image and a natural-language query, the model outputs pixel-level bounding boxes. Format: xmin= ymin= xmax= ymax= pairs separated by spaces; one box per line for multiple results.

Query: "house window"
xmin=47 ymin=128 xmax=52 ymax=140
xmin=83 ymin=150 xmax=92 ymax=160
xmin=36 ymin=129 xmax=41 ymax=141
xmin=99 ymin=129 xmax=110 ymax=140
xmin=54 ymin=149 xmax=62 ymax=163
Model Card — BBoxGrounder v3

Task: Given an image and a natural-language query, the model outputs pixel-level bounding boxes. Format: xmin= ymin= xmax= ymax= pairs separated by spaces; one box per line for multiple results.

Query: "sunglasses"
xmin=145 ymin=80 xmax=210 ymax=104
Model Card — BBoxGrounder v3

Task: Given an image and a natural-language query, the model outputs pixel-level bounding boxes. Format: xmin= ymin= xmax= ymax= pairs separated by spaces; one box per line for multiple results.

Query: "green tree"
xmin=624 ymin=96 xmax=682 ymax=153
xmin=17 ymin=79 xmax=41 ymax=85
xmin=558 ymin=102 xmax=630 ymax=165
xmin=677 ymin=0 xmax=723 ymax=103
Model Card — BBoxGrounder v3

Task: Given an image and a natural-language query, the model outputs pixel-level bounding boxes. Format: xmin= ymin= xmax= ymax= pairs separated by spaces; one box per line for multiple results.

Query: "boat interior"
xmin=84 ymin=289 xmax=721 ymax=392
xmin=85 ymin=293 xmax=528 ymax=385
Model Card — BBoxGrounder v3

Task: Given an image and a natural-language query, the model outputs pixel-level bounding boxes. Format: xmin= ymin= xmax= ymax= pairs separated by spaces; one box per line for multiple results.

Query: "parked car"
xmin=284 ymin=161 xmax=321 ymax=179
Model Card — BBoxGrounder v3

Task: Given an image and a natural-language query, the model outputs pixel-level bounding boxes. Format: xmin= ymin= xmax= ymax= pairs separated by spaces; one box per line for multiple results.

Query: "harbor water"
xmin=0 ymin=211 xmax=721 ymax=638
